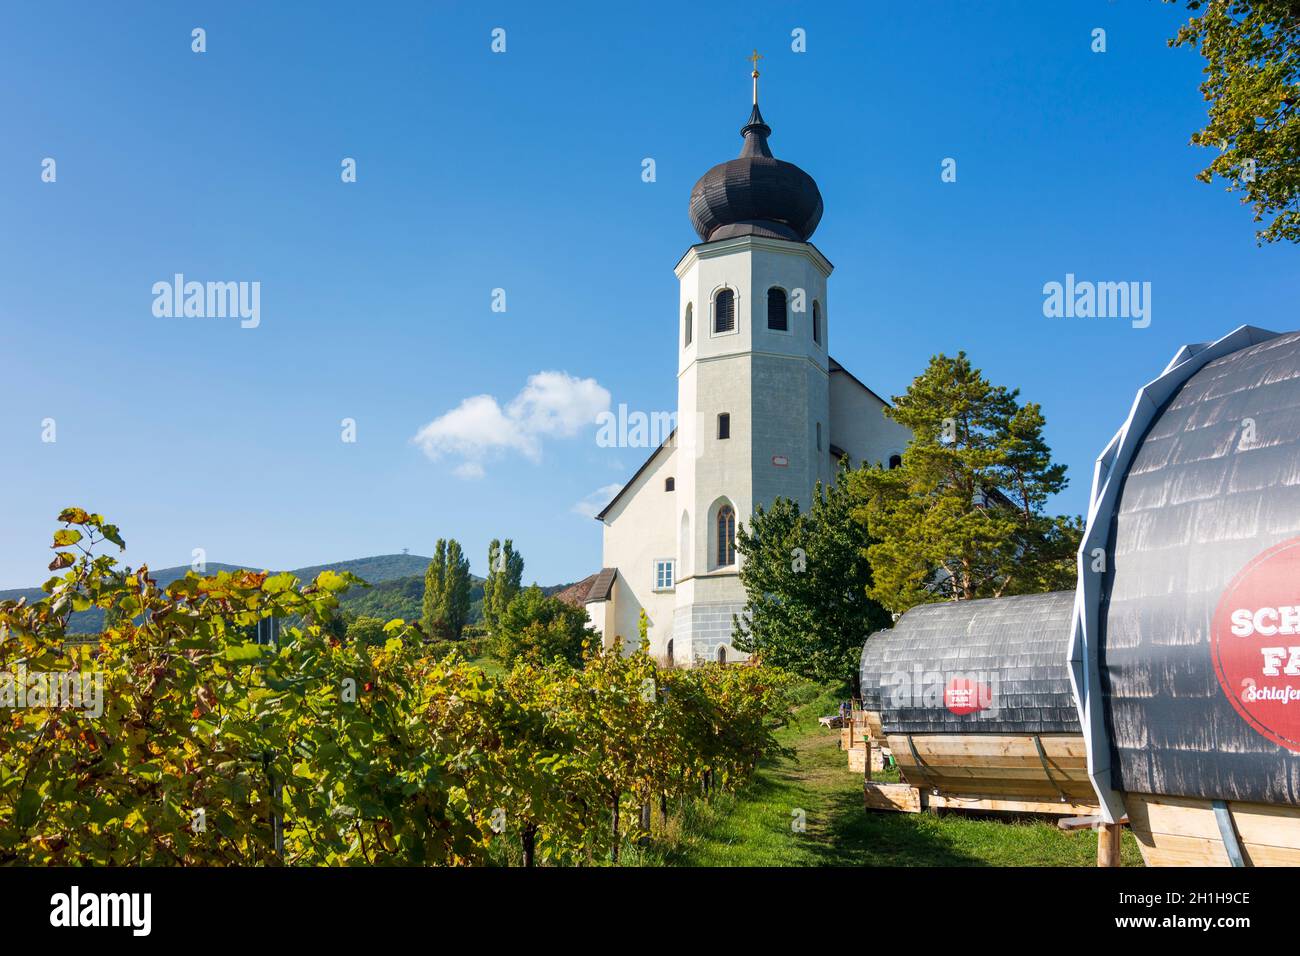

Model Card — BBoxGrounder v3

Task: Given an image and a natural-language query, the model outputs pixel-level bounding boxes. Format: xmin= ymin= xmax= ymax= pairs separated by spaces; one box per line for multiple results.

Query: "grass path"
xmin=637 ymin=684 xmax=1144 ymax=867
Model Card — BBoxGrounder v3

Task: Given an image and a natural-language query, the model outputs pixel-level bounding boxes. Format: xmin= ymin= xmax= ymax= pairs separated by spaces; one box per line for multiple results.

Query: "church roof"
xmin=828 ymin=356 xmax=892 ymax=408
xmin=593 ymin=428 xmax=676 ymax=522
xmin=688 ymin=99 xmax=823 ymax=244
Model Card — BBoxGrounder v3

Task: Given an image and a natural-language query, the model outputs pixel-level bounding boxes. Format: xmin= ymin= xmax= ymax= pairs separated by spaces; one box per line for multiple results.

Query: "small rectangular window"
xmin=816 ymin=422 xmax=822 ymax=451
xmin=654 ymin=559 xmax=675 ymax=591
xmin=717 ymin=413 xmax=730 ymax=440
xmin=665 ymin=477 xmax=675 ymax=491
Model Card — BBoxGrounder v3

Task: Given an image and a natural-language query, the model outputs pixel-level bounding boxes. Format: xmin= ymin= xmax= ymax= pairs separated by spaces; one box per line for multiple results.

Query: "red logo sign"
xmin=1210 ymin=536 xmax=1300 ymax=752
xmin=944 ymin=677 xmax=991 ymax=716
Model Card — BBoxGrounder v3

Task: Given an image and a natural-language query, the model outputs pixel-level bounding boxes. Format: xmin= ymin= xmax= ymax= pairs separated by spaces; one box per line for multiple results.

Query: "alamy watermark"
xmin=596 ymin=405 xmax=676 ymax=448
xmin=1042 ymin=273 xmax=1150 ymax=329
xmin=152 ymin=274 xmax=260 ymax=329
xmin=883 ymin=667 xmax=1001 ymax=718
xmin=0 ymin=665 xmax=104 ymax=718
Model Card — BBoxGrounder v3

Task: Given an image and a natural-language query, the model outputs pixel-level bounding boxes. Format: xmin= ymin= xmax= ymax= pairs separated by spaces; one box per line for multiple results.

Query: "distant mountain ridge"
xmin=0 ymin=553 xmax=578 ymax=634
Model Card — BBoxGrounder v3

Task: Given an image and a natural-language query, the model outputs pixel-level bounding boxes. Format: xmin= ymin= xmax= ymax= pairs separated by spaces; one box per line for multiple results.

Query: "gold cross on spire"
xmin=749 ymin=49 xmax=762 ymax=104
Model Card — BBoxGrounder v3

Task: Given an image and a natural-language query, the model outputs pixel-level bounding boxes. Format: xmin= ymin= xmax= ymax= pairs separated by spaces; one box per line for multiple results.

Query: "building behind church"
xmin=584 ymin=75 xmax=910 ymax=665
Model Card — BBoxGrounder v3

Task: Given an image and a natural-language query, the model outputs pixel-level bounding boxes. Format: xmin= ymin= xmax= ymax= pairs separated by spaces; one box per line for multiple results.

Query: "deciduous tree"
xmin=1169 ymin=0 xmax=1300 ymax=244
xmin=732 ymin=462 xmax=893 ymax=684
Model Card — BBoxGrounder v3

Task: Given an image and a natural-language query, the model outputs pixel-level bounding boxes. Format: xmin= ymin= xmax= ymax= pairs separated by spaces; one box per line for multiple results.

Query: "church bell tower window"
xmin=684 ymin=303 xmax=693 ymax=346
xmin=767 ymin=287 xmax=787 ymax=331
xmin=713 ymin=289 xmax=735 ymax=334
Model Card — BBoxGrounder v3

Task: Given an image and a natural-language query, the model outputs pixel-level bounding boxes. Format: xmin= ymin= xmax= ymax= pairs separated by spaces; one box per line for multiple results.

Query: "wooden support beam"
xmin=1098 ymin=822 xmax=1124 ymax=867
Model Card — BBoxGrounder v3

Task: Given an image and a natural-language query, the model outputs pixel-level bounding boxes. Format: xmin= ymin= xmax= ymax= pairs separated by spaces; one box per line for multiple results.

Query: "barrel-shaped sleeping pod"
xmin=867 ymin=591 xmax=1097 ymax=811
xmin=1072 ymin=326 xmax=1300 ymax=866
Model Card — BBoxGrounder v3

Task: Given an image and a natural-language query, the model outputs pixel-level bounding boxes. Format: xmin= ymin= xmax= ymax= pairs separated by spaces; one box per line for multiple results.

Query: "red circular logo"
xmin=1211 ymin=536 xmax=1300 ymax=752
xmin=944 ymin=676 xmax=991 ymax=716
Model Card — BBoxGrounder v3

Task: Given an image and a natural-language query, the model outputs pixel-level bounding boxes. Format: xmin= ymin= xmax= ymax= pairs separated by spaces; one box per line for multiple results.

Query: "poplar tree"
xmin=421 ymin=540 xmax=448 ymax=638
xmin=482 ymin=539 xmax=525 ymax=634
xmin=421 ymin=539 xmax=473 ymax=640
xmin=443 ymin=540 xmax=472 ymax=640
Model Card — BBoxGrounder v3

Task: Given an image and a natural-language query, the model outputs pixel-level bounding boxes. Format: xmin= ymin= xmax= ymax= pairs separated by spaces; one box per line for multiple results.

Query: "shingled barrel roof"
xmin=865 ymin=591 xmax=1080 ymax=736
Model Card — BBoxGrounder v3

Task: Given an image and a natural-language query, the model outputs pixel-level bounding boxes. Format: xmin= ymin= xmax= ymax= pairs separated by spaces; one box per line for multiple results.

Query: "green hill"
xmin=0 ymin=554 xmax=579 ymax=634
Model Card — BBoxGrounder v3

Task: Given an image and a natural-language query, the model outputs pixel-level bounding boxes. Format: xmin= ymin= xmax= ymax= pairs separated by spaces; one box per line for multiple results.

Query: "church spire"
xmin=740 ymin=50 xmax=772 ymax=159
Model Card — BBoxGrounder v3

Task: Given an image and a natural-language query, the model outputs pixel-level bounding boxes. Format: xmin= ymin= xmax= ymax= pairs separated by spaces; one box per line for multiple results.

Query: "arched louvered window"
xmin=767 ymin=287 xmax=788 ymax=331
xmin=713 ymin=289 xmax=735 ymax=334
xmin=684 ymin=303 xmax=693 ymax=346
xmin=716 ymin=505 xmax=736 ymax=567
xmin=889 ymin=454 xmax=902 ymax=470
xmin=812 ymin=301 xmax=822 ymax=345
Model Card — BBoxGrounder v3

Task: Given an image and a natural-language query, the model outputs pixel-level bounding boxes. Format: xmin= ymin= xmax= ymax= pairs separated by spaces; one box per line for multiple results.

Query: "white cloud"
xmin=414 ymin=371 xmax=611 ymax=477
xmin=571 ymin=483 xmax=624 ymax=519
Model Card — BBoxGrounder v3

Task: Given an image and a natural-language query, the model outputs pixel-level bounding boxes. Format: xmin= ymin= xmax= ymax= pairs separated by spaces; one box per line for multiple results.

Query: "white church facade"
xmin=584 ymin=72 xmax=910 ymax=665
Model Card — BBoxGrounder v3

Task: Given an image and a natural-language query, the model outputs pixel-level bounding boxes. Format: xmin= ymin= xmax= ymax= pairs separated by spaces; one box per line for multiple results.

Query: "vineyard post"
xmin=610 ymin=789 xmax=620 ymax=863
xmin=522 ymin=822 xmax=537 ymax=868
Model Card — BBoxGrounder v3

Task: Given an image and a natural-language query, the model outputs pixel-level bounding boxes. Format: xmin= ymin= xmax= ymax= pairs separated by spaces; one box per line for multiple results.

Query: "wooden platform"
xmin=887 ymin=732 xmax=1095 ymax=804
xmin=864 ymin=780 xmax=1094 ymax=817
xmin=863 ymin=781 xmax=923 ymax=813
xmin=1124 ymin=793 xmax=1300 ymax=867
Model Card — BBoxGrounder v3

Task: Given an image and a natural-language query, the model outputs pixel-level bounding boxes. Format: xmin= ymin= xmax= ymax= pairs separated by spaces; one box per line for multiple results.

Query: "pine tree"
xmin=849 ymin=352 xmax=1081 ymax=613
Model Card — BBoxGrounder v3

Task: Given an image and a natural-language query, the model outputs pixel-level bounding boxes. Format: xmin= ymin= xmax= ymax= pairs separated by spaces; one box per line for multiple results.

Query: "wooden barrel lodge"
xmin=1071 ymin=326 xmax=1300 ymax=866
xmin=864 ymin=590 xmax=1098 ymax=814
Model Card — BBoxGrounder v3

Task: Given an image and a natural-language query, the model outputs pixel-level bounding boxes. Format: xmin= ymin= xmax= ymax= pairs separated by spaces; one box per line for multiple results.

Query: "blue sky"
xmin=1 ymin=1 xmax=1296 ymax=589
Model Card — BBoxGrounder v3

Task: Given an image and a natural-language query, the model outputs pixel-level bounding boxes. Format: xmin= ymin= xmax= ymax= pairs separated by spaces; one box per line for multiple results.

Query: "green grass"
xmin=630 ymin=682 xmax=1144 ymax=867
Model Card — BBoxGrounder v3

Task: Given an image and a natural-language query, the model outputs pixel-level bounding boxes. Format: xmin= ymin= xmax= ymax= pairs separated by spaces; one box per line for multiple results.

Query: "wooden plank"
xmin=891 ymin=762 xmax=1094 ymax=797
xmin=887 ymin=734 xmax=1088 ymax=760
xmin=1124 ymin=793 xmax=1300 ymax=867
xmin=1227 ymin=802 xmax=1300 ymax=851
xmin=926 ymin=793 xmax=1098 ymax=816
xmin=1059 ymin=815 xmax=1103 ymax=831
xmin=863 ymin=781 xmax=922 ymax=813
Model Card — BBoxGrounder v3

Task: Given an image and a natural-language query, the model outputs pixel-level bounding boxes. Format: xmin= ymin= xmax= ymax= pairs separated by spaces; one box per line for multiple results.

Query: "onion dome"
xmin=688 ymin=100 xmax=824 ymax=243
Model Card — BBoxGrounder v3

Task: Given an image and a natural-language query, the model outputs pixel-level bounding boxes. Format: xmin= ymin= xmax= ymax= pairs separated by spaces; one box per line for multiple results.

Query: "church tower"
xmin=671 ymin=58 xmax=833 ymax=664
xmin=587 ymin=59 xmax=906 ymax=666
